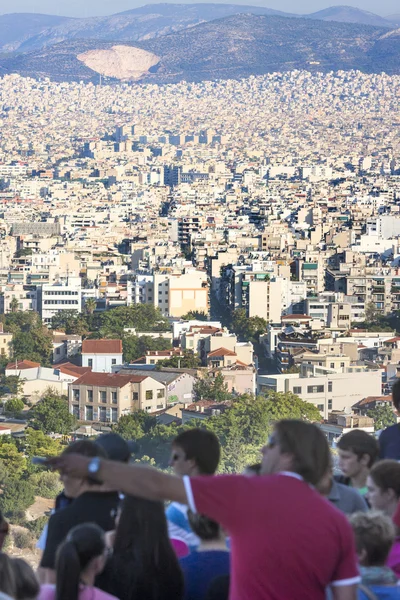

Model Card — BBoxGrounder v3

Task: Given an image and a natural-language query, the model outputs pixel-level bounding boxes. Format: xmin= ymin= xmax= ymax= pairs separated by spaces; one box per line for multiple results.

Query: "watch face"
xmin=89 ymin=458 xmax=99 ymax=473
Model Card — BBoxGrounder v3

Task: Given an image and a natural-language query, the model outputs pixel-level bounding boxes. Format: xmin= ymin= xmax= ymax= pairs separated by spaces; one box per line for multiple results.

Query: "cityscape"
xmin=0 ymin=2 xmax=399 ymax=594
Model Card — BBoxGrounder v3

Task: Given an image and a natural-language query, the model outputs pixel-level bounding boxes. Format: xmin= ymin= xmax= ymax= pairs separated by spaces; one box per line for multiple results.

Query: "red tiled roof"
xmin=6 ymin=360 xmax=40 ymax=370
xmin=354 ymin=395 xmax=392 ymax=407
xmin=72 ymin=372 xmax=147 ymax=388
xmin=145 ymin=348 xmax=180 ymax=357
xmin=282 ymin=314 xmax=310 ymax=320
xmin=56 ymin=362 xmax=92 ymax=375
xmin=207 ymin=347 xmax=236 ymax=357
xmin=82 ymin=339 xmax=123 ymax=354
xmin=384 ymin=337 xmax=400 ymax=343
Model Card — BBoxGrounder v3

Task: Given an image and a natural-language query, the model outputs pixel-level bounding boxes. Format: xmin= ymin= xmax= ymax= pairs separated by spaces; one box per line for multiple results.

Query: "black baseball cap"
xmin=95 ymin=433 xmax=139 ymax=463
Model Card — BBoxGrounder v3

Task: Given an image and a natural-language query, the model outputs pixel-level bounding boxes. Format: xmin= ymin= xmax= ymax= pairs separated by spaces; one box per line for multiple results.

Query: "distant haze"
xmin=0 ymin=0 xmax=398 ymax=18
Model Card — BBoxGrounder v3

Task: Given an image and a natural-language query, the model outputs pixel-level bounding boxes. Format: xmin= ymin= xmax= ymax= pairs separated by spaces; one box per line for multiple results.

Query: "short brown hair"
xmin=337 ymin=430 xmax=379 ymax=468
xmin=62 ymin=440 xmax=107 ymax=459
xmin=173 ymin=429 xmax=220 ymax=475
xmin=350 ymin=511 xmax=395 ymax=566
xmin=188 ymin=510 xmax=221 ymax=541
xmin=370 ymin=459 xmax=400 ymax=499
xmin=275 ymin=420 xmax=330 ymax=485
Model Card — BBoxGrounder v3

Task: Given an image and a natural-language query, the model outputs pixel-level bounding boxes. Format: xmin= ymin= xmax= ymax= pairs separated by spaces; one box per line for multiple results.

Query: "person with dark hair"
xmin=0 ymin=553 xmax=17 ymax=599
xmin=179 ymin=511 xmax=230 ymax=600
xmin=96 ymin=495 xmax=183 ymax=600
xmin=336 ymin=430 xmax=379 ymax=499
xmin=166 ymin=428 xmax=220 ymax=549
xmin=378 ymin=381 xmax=400 ymax=459
xmin=242 ymin=463 xmax=261 ymax=477
xmin=317 ymin=462 xmax=368 ymax=515
xmin=350 ymin=512 xmax=400 ymax=600
xmin=12 ymin=558 xmax=40 ymax=600
xmin=49 ymin=419 xmax=361 ymax=600
xmin=39 ymin=440 xmax=118 ymax=584
xmin=367 ymin=460 xmax=400 ymax=576
xmin=39 ymin=523 xmax=117 ymax=600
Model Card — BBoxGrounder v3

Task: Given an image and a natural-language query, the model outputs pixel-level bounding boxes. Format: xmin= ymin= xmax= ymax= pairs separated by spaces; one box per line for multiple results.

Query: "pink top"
xmin=171 ymin=537 xmax=190 ymax=558
xmin=38 ymin=584 xmax=118 ymax=600
xmin=388 ymin=539 xmax=400 ymax=577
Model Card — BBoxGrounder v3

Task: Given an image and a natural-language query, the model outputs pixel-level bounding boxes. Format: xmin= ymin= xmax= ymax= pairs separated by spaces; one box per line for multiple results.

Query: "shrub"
xmin=29 ymin=471 xmax=62 ymax=499
xmin=13 ymin=529 xmax=34 ymax=549
xmin=26 ymin=515 xmax=48 ymax=538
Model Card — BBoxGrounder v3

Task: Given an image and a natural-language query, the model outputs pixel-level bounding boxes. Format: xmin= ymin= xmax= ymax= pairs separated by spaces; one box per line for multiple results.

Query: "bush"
xmin=13 ymin=529 xmax=34 ymax=549
xmin=26 ymin=515 xmax=48 ymax=538
xmin=29 ymin=471 xmax=62 ymax=499
xmin=7 ymin=510 xmax=26 ymax=526
xmin=0 ymin=479 xmax=35 ymax=516
xmin=4 ymin=398 xmax=24 ymax=415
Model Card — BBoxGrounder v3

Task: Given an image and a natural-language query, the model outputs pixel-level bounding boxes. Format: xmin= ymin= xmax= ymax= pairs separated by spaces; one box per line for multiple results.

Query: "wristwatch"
xmin=87 ymin=457 xmax=102 ymax=481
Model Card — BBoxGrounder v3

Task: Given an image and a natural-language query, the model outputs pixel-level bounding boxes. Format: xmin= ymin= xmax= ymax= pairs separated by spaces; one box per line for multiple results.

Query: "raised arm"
xmin=47 ymin=453 xmax=187 ymax=503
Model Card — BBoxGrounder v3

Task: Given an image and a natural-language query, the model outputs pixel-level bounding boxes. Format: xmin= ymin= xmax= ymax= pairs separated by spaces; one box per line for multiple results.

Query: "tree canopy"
xmin=367 ymin=404 xmax=397 ymax=431
xmin=29 ymin=391 xmax=77 ymax=435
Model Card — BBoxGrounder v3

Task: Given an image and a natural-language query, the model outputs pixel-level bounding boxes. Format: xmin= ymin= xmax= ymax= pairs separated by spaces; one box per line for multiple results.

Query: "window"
xmin=330 ymin=363 xmax=335 ymax=369
xmin=86 ymin=406 xmax=93 ymax=421
xmin=99 ymin=407 xmax=107 ymax=422
xmin=111 ymin=408 xmax=118 ymax=423
xmin=73 ymin=389 xmax=80 ymax=401
xmin=132 ymin=392 xmax=138 ymax=401
xmin=157 ymin=404 xmax=164 ymax=409
xmin=145 ymin=406 xmax=152 ymax=411
xmin=112 ymin=359 xmax=117 ymax=365
xmin=56 ymin=347 xmax=60 ymax=355
xmin=340 ymin=362 xmax=345 ymax=368
xmin=328 ymin=400 xmax=332 ymax=410
xmin=157 ymin=389 xmax=165 ymax=399
xmin=307 ymin=385 xmax=324 ymax=394
xmin=72 ymin=405 xmax=79 ymax=418
xmin=293 ymin=386 xmax=302 ymax=394
xmin=111 ymin=391 xmax=117 ymax=404
xmin=0 ymin=349 xmax=4 ymax=356
xmin=100 ymin=391 xmax=107 ymax=403
xmin=87 ymin=390 xmax=93 ymax=403
xmin=88 ymin=358 xmax=93 ymax=368
xmin=328 ymin=381 xmax=333 ymax=392
xmin=146 ymin=390 xmax=153 ymax=400
xmin=317 ymin=404 xmax=324 ymax=412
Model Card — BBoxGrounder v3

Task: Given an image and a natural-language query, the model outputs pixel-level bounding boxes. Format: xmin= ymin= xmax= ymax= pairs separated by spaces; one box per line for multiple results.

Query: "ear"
xmin=386 ymin=487 xmax=397 ymax=503
xmin=360 ymin=454 xmax=371 ymax=468
xmin=357 ymin=547 xmax=368 ymax=566
xmin=91 ymin=554 xmax=106 ymax=576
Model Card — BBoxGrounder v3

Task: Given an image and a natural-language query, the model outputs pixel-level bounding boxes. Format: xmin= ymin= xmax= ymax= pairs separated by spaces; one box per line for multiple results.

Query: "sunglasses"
xmin=267 ymin=434 xmax=278 ymax=449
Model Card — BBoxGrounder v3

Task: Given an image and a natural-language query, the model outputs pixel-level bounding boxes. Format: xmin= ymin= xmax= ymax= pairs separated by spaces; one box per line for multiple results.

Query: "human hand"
xmin=46 ymin=453 xmax=93 ymax=478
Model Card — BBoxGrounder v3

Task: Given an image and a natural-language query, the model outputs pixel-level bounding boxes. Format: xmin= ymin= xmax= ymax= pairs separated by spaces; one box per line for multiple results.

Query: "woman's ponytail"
xmin=55 ymin=523 xmax=106 ymax=600
xmin=55 ymin=540 xmax=81 ymax=600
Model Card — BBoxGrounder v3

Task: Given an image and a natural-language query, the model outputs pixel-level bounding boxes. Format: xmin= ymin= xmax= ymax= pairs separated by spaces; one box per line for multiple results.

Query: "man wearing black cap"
xmin=39 ymin=434 xmax=133 ymax=584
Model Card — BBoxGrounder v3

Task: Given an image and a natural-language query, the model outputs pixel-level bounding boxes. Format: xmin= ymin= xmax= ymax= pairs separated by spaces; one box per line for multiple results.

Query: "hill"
xmin=307 ymin=6 xmax=393 ymax=28
xmin=0 ymin=3 xmax=294 ymax=53
xmin=0 ymin=3 xmax=394 ymax=54
xmin=0 ymin=14 xmax=394 ymax=83
xmin=0 ymin=13 xmax=72 ymax=52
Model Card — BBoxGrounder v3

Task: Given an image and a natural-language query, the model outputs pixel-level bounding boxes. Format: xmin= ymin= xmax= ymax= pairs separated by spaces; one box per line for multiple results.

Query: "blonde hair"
xmin=350 ymin=511 xmax=396 ymax=566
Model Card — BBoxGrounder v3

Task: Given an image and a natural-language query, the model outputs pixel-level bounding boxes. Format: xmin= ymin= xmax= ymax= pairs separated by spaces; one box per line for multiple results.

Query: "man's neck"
xmin=197 ymin=539 xmax=228 ymax=552
xmin=351 ymin=470 xmax=368 ymax=489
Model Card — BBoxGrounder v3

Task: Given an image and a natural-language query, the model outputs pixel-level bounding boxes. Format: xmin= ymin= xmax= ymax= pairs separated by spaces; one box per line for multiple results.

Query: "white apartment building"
xmin=36 ymin=279 xmax=82 ymax=325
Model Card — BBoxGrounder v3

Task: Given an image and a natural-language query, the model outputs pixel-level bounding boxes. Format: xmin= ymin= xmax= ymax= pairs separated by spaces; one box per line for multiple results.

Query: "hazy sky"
xmin=0 ymin=0 xmax=398 ymax=18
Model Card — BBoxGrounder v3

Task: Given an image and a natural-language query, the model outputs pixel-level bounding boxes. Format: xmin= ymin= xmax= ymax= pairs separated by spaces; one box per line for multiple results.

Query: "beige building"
xmin=153 ymin=270 xmax=209 ymax=318
xmin=257 ymin=366 xmax=382 ymax=419
xmin=0 ymin=324 xmax=13 ymax=358
xmin=69 ymin=371 xmax=168 ymax=422
xmin=248 ymin=279 xmax=283 ymax=323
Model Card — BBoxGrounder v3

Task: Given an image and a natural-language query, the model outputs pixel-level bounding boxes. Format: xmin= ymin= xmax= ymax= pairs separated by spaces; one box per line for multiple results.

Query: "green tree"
xmin=4 ymin=397 xmax=24 ymax=415
xmin=122 ymin=335 xmax=172 ymax=363
xmin=155 ymin=351 xmax=202 ymax=370
xmin=0 ymin=479 xmax=35 ymax=517
xmin=51 ymin=310 xmax=89 ymax=335
xmin=30 ymin=392 xmax=77 ymax=435
xmin=0 ymin=443 xmax=27 ymax=478
xmin=12 ymin=326 xmax=53 ymax=366
xmin=29 ymin=471 xmax=63 ymax=499
xmin=15 ymin=248 xmax=33 ymax=258
xmin=193 ymin=372 xmax=231 ymax=402
xmin=0 ymin=375 xmax=24 ymax=397
xmin=231 ymin=308 xmax=267 ymax=342
xmin=84 ymin=298 xmax=97 ymax=315
xmin=22 ymin=428 xmax=63 ymax=458
xmin=113 ymin=411 xmax=156 ymax=440
xmin=367 ymin=404 xmax=397 ymax=431
xmin=9 ymin=297 xmax=19 ymax=313
xmin=180 ymin=311 xmax=208 ymax=321
xmin=101 ymin=305 xmax=169 ymax=337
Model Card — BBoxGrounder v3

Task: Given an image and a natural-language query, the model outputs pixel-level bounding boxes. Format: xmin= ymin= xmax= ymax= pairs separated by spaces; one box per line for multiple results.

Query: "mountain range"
xmin=0 ymin=5 xmax=399 ymax=83
xmin=0 ymin=4 xmax=398 ymax=54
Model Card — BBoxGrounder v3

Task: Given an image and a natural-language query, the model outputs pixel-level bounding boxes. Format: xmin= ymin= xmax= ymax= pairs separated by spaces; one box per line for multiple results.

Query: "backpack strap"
xmin=359 ymin=584 xmax=378 ymax=600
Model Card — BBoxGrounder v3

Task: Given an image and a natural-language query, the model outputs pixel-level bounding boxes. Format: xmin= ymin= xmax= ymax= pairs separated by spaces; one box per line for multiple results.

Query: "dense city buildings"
xmin=0 ymin=68 xmax=399 ymax=436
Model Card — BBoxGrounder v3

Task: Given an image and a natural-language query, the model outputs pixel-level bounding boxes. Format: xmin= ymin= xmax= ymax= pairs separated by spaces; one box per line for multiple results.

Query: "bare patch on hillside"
xmin=77 ymin=44 xmax=160 ymax=80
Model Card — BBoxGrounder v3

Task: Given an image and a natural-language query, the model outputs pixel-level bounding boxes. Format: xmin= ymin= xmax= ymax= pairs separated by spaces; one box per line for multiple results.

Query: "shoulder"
xmin=92 ymin=588 xmax=120 ymax=600
xmin=380 ymin=424 xmax=399 ymax=440
xmin=38 ymin=585 xmax=55 ymax=600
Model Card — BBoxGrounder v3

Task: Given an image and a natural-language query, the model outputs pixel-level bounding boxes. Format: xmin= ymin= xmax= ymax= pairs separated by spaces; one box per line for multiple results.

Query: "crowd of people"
xmin=1 ymin=383 xmax=400 ymax=599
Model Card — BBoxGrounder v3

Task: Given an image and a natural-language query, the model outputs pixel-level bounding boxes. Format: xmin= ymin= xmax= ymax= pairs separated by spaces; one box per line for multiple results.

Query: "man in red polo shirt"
xmin=49 ymin=420 xmax=360 ymax=600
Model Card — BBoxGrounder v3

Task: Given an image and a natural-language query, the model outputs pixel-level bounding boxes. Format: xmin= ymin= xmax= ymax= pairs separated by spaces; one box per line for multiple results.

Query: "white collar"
xmin=279 ymin=471 xmax=304 ymax=481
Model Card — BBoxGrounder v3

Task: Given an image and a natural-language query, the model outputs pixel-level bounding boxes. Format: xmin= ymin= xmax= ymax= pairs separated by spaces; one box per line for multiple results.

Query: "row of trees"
xmin=113 ymin=391 xmax=321 ymax=473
